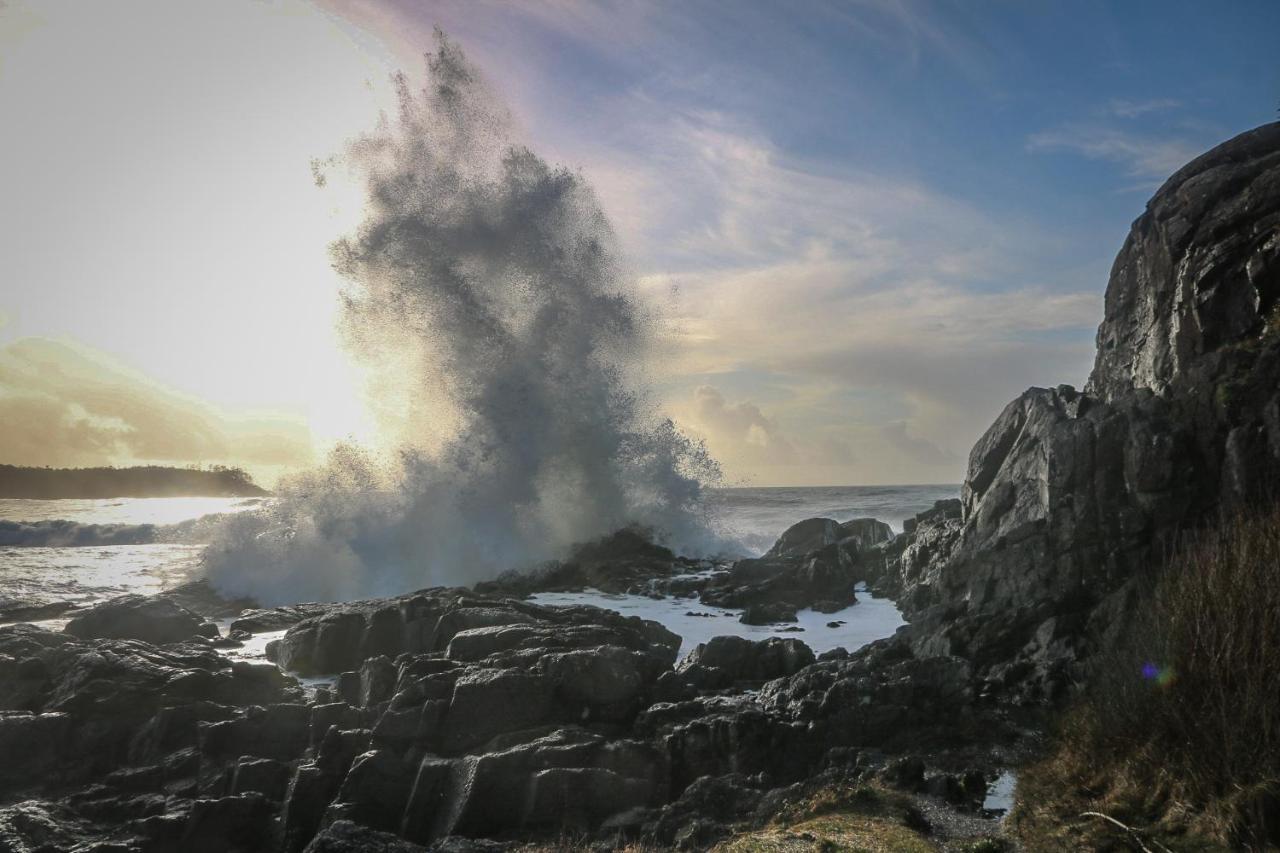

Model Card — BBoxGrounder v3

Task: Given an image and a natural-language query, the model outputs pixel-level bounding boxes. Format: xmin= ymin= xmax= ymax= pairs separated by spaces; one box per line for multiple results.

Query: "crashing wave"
xmin=204 ymin=34 xmax=723 ymax=606
xmin=0 ymin=515 xmax=232 ymax=548
xmin=0 ymin=520 xmax=161 ymax=547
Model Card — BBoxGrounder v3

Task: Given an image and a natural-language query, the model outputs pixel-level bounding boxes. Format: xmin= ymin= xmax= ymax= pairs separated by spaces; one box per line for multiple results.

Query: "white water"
xmin=0 ymin=497 xmax=261 ymax=526
xmin=983 ymin=771 xmax=1018 ymax=817
xmin=0 ymin=485 xmax=951 ymax=655
xmin=0 ymin=36 xmax=959 ymax=653
xmin=706 ymin=484 xmax=959 ymax=555
xmin=202 ymin=34 xmax=723 ymax=606
xmin=531 ymin=582 xmax=904 ymax=658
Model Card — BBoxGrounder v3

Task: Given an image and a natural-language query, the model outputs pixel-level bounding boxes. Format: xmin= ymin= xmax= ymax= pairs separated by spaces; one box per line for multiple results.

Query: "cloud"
xmin=674 ymin=384 xmax=868 ymax=485
xmin=610 ymin=114 xmax=1102 ymax=484
xmin=881 ymin=420 xmax=957 ymax=466
xmin=1106 ymin=98 xmax=1181 ymax=119
xmin=0 ymin=337 xmax=314 ymax=478
xmin=296 ymin=7 xmax=1107 ymax=485
xmin=689 ymin=385 xmax=799 ymax=465
xmin=1026 ymin=124 xmax=1205 ymax=181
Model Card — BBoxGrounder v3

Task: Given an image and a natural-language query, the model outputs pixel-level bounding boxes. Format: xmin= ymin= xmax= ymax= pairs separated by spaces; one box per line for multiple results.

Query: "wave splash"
xmin=205 ymin=35 xmax=721 ymax=606
xmin=0 ymin=515 xmax=232 ymax=548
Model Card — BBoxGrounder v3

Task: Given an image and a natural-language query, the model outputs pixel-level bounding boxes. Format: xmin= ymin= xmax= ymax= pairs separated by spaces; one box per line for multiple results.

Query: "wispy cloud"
xmin=628 ymin=116 xmax=1099 ymax=482
xmin=1106 ymin=97 xmax=1181 ymax=119
xmin=1027 ymin=124 xmax=1205 ymax=181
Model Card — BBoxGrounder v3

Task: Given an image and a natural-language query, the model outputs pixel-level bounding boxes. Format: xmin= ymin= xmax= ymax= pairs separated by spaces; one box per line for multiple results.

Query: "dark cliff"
xmin=883 ymin=123 xmax=1280 ymax=700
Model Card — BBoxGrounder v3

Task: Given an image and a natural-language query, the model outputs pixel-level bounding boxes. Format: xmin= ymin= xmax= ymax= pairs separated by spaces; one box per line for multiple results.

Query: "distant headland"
xmin=0 ymin=465 xmax=270 ymax=499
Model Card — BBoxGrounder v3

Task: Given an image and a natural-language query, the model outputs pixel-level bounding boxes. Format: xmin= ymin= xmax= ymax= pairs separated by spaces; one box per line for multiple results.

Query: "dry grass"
xmin=1012 ymin=506 xmax=1280 ymax=851
xmin=711 ymin=811 xmax=939 ymax=853
xmin=712 ymin=785 xmax=935 ymax=853
xmin=513 ymin=785 xmax=996 ymax=853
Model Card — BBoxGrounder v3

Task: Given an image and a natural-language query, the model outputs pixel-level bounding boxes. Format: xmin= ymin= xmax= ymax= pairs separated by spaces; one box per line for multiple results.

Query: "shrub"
xmin=1014 ymin=505 xmax=1280 ymax=850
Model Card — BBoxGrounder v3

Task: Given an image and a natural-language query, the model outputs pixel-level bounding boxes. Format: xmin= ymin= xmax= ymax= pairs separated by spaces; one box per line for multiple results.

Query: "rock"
xmin=702 ymin=518 xmax=891 ymax=615
xmin=0 ymin=801 xmax=96 ymax=853
xmin=474 ymin=527 xmax=678 ymax=595
xmin=439 ymin=668 xmax=553 ymax=753
xmin=0 ymin=712 xmax=71 ymax=788
xmin=646 ymin=773 xmax=763 ymax=845
xmin=230 ymin=603 xmax=334 ymax=634
xmin=758 ymin=640 xmax=979 ymax=754
xmin=179 ymin=793 xmax=273 ymax=853
xmin=881 ymin=756 xmax=926 ymax=791
xmin=0 ymin=599 xmax=77 ymax=625
xmin=441 ymin=729 xmax=663 ymax=838
xmin=1090 ymin=122 xmax=1280 ymax=404
xmin=838 ymin=517 xmax=895 ymax=550
xmin=812 ymin=598 xmax=850 ymax=613
xmin=326 ymin=749 xmax=414 ymax=833
xmin=302 ymin=820 xmax=428 ymax=852
xmin=199 ymin=703 xmax=311 ymax=761
xmin=229 ymin=756 xmax=292 ymax=800
xmin=64 ymin=595 xmax=217 ymax=645
xmin=873 ymin=123 xmax=1280 ymax=698
xmin=765 ymin=518 xmax=844 ymax=558
xmin=678 ymin=636 xmax=815 ymax=688
xmin=540 ymin=645 xmax=644 ymax=710
xmin=739 ymin=603 xmax=797 ymax=625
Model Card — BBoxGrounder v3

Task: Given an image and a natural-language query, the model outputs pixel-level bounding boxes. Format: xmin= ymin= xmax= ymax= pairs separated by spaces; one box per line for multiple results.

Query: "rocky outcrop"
xmin=473 ymin=527 xmax=686 ymax=596
xmin=697 ymin=516 xmax=892 ymax=618
xmin=64 ymin=594 xmax=220 ymax=645
xmin=873 ymin=122 xmax=1280 ymax=701
xmin=0 ymin=578 xmax=1000 ymax=852
xmin=674 ymin=635 xmax=815 ymax=690
xmin=765 ymin=517 xmax=893 ymax=559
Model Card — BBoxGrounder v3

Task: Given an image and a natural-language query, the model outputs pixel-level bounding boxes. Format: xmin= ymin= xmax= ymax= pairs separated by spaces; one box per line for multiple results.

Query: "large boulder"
xmin=677 ymin=636 xmax=816 ymax=689
xmin=64 ymin=595 xmax=217 ymax=645
xmin=764 ymin=518 xmax=843 ymax=558
xmin=839 ymin=517 xmax=895 ymax=549
xmin=704 ymin=516 xmax=893 ymax=614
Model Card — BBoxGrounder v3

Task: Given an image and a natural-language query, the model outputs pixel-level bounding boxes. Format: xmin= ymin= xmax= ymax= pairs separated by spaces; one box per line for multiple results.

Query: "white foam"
xmin=530 ymin=582 xmax=905 ymax=658
xmin=983 ymin=770 xmax=1017 ymax=816
xmin=203 ymin=34 xmax=724 ymax=606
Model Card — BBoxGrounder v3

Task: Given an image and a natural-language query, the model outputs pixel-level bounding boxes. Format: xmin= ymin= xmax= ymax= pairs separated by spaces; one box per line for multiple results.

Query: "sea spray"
xmin=205 ymin=34 xmax=722 ymax=605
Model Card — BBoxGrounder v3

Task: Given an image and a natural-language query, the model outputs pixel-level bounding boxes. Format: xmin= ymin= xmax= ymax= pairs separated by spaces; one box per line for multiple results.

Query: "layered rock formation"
xmin=874 ymin=122 xmax=1280 ymax=701
xmin=0 ymin=583 xmax=997 ymax=852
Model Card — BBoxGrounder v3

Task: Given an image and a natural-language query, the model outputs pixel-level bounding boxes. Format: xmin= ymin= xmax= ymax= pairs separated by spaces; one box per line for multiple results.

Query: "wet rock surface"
xmin=64 ymin=594 xmax=220 ymax=645
xmin=0 ymin=576 xmax=1004 ymax=851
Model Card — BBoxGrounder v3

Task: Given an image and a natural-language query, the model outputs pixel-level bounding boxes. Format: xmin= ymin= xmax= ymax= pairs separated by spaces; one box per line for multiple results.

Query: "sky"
xmin=1 ymin=0 xmax=1277 ymax=487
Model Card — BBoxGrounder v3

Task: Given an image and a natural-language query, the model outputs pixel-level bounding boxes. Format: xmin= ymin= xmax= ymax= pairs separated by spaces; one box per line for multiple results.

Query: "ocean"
xmin=0 ymin=485 xmax=959 ymax=654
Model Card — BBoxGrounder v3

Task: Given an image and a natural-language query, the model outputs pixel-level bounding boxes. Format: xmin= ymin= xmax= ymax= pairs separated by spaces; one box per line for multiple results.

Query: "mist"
xmin=204 ymin=34 xmax=722 ymax=606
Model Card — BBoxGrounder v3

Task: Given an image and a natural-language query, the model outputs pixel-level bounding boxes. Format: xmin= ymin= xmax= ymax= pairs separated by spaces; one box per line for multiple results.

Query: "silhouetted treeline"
xmin=0 ymin=465 xmax=269 ymax=499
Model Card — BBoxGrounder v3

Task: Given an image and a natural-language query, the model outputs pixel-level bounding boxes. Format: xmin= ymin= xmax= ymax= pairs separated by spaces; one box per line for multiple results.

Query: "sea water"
xmin=0 ymin=485 xmax=958 ymax=650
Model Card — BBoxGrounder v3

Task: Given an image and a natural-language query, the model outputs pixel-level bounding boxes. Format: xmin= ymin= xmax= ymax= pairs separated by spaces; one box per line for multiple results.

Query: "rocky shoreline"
xmin=0 ymin=511 xmax=1022 ymax=852
xmin=1 ymin=121 xmax=1277 ymax=851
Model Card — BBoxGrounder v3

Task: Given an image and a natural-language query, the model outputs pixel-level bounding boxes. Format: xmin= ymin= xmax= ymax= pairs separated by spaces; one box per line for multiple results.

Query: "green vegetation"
xmin=1013 ymin=506 xmax=1280 ymax=851
xmin=0 ymin=464 xmax=268 ymax=498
